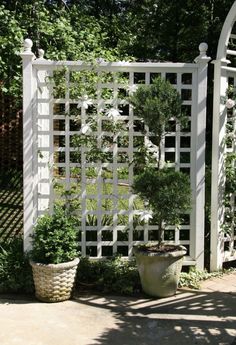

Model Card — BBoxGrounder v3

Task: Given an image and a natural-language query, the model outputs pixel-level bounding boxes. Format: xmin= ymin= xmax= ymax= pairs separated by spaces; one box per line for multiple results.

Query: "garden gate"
xmin=21 ymin=40 xmax=210 ymax=269
xmin=211 ymin=1 xmax=236 ymax=271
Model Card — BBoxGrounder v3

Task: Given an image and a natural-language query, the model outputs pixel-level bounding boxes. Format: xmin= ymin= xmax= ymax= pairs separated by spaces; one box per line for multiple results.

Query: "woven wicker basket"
xmin=30 ymin=258 xmax=80 ymax=302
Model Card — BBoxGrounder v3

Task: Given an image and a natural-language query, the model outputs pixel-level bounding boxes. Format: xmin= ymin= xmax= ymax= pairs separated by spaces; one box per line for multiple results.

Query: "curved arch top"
xmin=217 ymin=1 xmax=236 ymax=59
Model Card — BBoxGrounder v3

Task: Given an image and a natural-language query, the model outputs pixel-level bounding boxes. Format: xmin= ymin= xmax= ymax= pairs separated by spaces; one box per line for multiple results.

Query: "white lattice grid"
xmin=223 ymin=72 xmax=236 ymax=260
xmin=35 ymin=65 xmax=195 ymax=261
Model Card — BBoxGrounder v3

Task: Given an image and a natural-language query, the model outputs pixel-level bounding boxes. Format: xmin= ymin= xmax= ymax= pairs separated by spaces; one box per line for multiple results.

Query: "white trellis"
xmin=211 ymin=1 xmax=236 ymax=271
xmin=20 ymin=39 xmax=210 ymax=269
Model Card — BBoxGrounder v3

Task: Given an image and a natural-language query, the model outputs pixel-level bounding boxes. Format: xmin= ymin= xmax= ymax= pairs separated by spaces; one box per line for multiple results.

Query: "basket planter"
xmin=133 ymin=245 xmax=186 ymax=298
xmin=30 ymin=258 xmax=80 ymax=302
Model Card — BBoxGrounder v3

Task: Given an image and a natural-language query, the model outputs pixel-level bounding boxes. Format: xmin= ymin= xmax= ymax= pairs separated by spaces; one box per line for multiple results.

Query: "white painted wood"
xmin=211 ymin=1 xmax=236 ymax=270
xmin=217 ymin=1 xmax=236 ymax=59
xmin=20 ymin=39 xmax=36 ymax=251
xmin=32 ymin=60 xmax=198 ymax=69
xmin=37 ymin=57 xmax=50 ymax=214
xmin=21 ymin=40 xmax=209 ymax=267
xmin=211 ymin=59 xmax=229 ymax=271
xmin=191 ymin=44 xmax=211 ymax=269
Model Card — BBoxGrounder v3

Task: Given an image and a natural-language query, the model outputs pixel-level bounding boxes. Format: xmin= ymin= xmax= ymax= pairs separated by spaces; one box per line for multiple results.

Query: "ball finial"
xmin=199 ymin=42 xmax=208 ymax=56
xmin=38 ymin=49 xmax=45 ymax=59
xmin=23 ymin=39 xmax=33 ymax=52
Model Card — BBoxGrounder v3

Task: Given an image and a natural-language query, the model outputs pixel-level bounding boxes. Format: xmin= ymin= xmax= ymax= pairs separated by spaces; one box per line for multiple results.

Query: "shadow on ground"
xmin=0 ymin=287 xmax=236 ymax=345
xmin=74 ymin=289 xmax=236 ymax=345
xmin=0 ymin=169 xmax=23 ymax=238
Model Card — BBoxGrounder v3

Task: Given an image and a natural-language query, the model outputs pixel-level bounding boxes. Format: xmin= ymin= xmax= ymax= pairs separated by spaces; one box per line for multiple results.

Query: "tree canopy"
xmin=0 ymin=0 xmax=235 ymax=101
xmin=0 ymin=0 xmax=234 ymax=147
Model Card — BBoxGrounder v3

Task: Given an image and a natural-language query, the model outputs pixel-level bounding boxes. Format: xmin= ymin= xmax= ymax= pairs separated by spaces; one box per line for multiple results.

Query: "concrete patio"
xmin=0 ymin=272 xmax=236 ymax=345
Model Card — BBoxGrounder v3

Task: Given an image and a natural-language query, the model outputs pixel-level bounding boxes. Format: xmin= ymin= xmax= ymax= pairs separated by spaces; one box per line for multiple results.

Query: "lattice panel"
xmin=35 ymin=67 xmax=194 ymax=259
xmin=223 ymin=74 xmax=236 ymax=259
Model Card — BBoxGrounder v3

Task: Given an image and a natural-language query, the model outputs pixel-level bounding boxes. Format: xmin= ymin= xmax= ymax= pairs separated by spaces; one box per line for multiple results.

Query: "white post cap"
xmin=23 ymin=39 xmax=33 ymax=52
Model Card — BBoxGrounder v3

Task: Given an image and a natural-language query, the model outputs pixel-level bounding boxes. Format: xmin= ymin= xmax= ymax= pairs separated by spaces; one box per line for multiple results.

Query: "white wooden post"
xmin=193 ymin=43 xmax=211 ymax=269
xmin=20 ymin=39 xmax=36 ymax=251
xmin=210 ymin=58 xmax=229 ymax=271
xmin=36 ymin=49 xmax=51 ymax=214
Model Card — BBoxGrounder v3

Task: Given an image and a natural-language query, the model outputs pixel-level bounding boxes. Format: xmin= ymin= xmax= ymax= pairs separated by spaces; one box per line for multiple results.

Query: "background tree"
xmin=0 ymin=0 xmax=236 ymax=243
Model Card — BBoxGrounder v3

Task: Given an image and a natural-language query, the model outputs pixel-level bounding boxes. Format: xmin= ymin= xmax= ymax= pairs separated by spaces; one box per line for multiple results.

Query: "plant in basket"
xmin=30 ymin=206 xmax=80 ymax=302
xmin=129 ymin=77 xmax=192 ymax=297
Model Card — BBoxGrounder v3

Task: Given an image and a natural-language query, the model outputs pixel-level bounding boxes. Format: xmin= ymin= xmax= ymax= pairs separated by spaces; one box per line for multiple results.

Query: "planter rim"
xmin=30 ymin=257 xmax=80 ymax=270
xmin=133 ymin=244 xmax=187 ymax=258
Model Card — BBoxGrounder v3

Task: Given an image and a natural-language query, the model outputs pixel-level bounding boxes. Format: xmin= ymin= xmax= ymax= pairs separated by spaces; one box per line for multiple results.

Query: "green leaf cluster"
xmin=1 ymin=0 xmax=234 ymax=103
xmin=0 ymin=236 xmax=34 ymax=293
xmin=77 ymin=257 xmax=235 ymax=294
xmin=30 ymin=206 xmax=80 ymax=264
xmin=129 ymin=77 xmax=191 ymax=244
xmin=222 ymin=152 xmax=236 ymax=235
xmin=76 ymin=256 xmax=141 ymax=295
xmin=225 ymin=153 xmax=236 ymax=194
xmin=133 ymin=167 xmax=191 ymax=242
xmin=179 ymin=267 xmax=235 ymax=290
xmin=129 ymin=77 xmax=184 ymax=143
xmin=0 ymin=1 xmax=121 ymax=104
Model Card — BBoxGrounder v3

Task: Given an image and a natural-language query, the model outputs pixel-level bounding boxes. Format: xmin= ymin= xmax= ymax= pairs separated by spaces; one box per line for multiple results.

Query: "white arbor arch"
xmin=211 ymin=1 xmax=236 ymax=270
xmin=216 ymin=1 xmax=236 ymax=60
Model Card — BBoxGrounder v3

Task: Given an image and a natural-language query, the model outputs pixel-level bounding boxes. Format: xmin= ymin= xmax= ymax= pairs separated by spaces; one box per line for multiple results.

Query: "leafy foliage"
xmin=76 ymin=256 xmax=141 ymax=295
xmin=133 ymin=168 xmax=191 ymax=243
xmin=178 ymin=267 xmax=235 ymax=290
xmin=0 ymin=1 xmax=121 ymax=103
xmin=77 ymin=256 xmax=234 ymax=293
xmin=1 ymin=0 xmax=235 ymax=103
xmin=1 ymin=0 xmax=234 ymax=102
xmin=0 ymin=5 xmax=25 ymax=103
xmin=30 ymin=206 xmax=80 ymax=264
xmin=222 ymin=151 xmax=236 ymax=235
xmin=221 ymin=84 xmax=236 ymax=236
xmin=0 ymin=236 xmax=233 ymax=296
xmin=129 ymin=77 xmax=186 ymax=167
xmin=130 ymin=77 xmax=191 ymax=244
xmin=225 ymin=153 xmax=236 ymax=193
xmin=130 ymin=77 xmax=184 ymax=137
xmin=67 ymin=0 xmax=233 ymax=62
xmin=0 ymin=236 xmax=34 ymax=293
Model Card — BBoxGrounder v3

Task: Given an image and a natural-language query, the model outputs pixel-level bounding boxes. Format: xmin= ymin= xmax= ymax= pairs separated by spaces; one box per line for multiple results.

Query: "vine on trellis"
xmin=222 ymin=86 xmax=236 ymax=243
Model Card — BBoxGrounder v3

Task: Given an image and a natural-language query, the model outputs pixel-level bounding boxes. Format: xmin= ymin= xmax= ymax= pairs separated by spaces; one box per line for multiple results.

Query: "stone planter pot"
xmin=30 ymin=258 xmax=80 ymax=302
xmin=133 ymin=245 xmax=186 ymax=298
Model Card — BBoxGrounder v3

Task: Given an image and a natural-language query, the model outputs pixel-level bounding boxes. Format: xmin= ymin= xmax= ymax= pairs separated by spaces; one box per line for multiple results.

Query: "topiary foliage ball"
xmin=129 ymin=77 xmax=184 ymax=142
xmin=133 ymin=167 xmax=191 ymax=228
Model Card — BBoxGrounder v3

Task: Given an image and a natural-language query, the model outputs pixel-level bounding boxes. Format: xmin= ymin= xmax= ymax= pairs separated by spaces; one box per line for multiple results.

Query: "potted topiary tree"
xmin=129 ymin=77 xmax=191 ymax=298
xmin=29 ymin=206 xmax=80 ymax=302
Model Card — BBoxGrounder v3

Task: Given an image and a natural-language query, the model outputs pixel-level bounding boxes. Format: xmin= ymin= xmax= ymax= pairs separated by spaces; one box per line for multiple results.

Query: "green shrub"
xmin=0 ymin=236 xmax=34 ymax=293
xmin=178 ymin=267 xmax=233 ymax=289
xmin=1 ymin=238 xmax=232 ymax=296
xmin=129 ymin=77 xmax=185 ymax=146
xmin=76 ymin=256 xmax=141 ymax=295
xmin=133 ymin=167 xmax=191 ymax=244
xmin=77 ymin=258 xmax=232 ymax=294
xmin=30 ymin=206 xmax=80 ymax=264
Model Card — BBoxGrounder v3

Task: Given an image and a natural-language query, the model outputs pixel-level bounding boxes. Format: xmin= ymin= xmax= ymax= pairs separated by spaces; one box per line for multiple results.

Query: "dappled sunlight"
xmin=75 ymin=288 xmax=236 ymax=344
xmin=0 ymin=170 xmax=23 ymax=238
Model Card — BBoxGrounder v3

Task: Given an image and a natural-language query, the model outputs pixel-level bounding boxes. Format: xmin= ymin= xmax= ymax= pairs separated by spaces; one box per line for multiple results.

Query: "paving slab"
xmin=0 ymin=272 xmax=236 ymax=345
